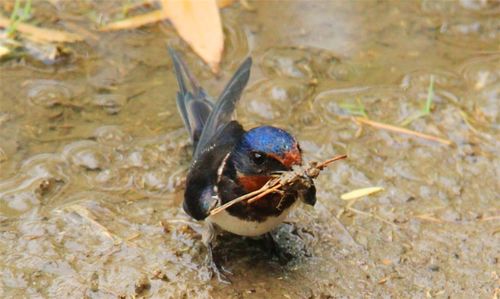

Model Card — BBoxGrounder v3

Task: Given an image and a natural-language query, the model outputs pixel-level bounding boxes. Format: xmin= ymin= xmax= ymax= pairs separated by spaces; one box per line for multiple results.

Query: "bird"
xmin=168 ymin=48 xmax=316 ymax=282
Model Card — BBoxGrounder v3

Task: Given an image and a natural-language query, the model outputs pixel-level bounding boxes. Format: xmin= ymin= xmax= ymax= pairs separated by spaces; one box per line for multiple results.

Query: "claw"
xmin=206 ymin=243 xmax=232 ymax=284
xmin=220 ymin=265 xmax=233 ymax=275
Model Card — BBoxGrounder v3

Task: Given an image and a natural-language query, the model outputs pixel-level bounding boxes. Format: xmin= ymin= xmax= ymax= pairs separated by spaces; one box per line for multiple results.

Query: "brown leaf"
xmin=100 ymin=0 xmax=234 ymax=32
xmin=161 ymin=0 xmax=223 ymax=73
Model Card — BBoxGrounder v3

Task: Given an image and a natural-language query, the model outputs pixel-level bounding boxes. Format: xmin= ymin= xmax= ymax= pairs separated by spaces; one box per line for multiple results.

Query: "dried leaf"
xmin=100 ymin=0 xmax=234 ymax=32
xmin=0 ymin=14 xmax=83 ymax=43
xmin=341 ymin=187 xmax=384 ymax=200
xmin=161 ymin=0 xmax=223 ymax=73
xmin=100 ymin=0 xmax=233 ymax=71
xmin=216 ymin=0 xmax=235 ymax=8
xmin=100 ymin=10 xmax=165 ymax=32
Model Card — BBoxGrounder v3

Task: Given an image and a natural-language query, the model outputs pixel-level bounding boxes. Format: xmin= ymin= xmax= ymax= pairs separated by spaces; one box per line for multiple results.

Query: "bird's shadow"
xmin=211 ymin=222 xmax=315 ymax=273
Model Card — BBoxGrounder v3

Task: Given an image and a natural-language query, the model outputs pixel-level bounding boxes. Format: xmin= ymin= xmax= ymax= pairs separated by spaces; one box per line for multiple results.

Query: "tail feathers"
xmin=168 ymin=47 xmax=213 ymax=148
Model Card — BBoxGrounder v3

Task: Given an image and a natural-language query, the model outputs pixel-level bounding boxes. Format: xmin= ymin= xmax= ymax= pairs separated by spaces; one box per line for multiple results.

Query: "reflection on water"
xmin=0 ymin=1 xmax=499 ymax=298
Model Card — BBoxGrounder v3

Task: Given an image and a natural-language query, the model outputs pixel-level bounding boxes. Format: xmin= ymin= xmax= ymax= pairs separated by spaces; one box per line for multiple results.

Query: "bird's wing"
xmin=193 ymin=57 xmax=252 ymax=159
xmin=183 ymin=121 xmax=245 ymax=220
xmin=168 ymin=47 xmax=214 ymax=149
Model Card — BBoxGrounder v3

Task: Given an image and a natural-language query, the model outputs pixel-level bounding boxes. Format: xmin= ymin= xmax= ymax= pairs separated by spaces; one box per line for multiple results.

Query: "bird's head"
xmin=230 ymin=126 xmax=302 ymax=192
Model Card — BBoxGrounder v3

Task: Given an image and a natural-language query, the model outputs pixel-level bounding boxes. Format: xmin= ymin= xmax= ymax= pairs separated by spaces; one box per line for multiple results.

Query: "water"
xmin=0 ymin=1 xmax=498 ymax=297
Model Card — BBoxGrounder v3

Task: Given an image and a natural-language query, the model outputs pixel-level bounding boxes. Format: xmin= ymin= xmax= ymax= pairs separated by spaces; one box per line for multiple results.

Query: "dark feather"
xmin=168 ymin=47 xmax=213 ymax=150
xmin=183 ymin=121 xmax=245 ymax=220
xmin=169 ymin=49 xmax=254 ymax=220
xmin=194 ymin=57 xmax=252 ymax=159
xmin=186 ymin=100 xmax=212 ymax=146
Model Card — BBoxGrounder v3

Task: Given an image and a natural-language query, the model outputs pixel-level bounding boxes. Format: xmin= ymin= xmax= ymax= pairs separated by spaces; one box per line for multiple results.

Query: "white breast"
xmin=207 ymin=203 xmax=296 ymax=237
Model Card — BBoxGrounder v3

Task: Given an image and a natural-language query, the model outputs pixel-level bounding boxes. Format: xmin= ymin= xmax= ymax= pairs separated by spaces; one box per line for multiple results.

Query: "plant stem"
xmin=424 ymin=75 xmax=435 ymax=114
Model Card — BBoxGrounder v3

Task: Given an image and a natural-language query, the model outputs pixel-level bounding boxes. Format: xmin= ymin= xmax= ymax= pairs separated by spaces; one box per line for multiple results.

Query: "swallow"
xmin=169 ymin=48 xmax=316 ymax=282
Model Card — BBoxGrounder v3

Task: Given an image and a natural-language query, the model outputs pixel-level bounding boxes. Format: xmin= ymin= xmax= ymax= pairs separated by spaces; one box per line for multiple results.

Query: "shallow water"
xmin=0 ymin=1 xmax=499 ymax=298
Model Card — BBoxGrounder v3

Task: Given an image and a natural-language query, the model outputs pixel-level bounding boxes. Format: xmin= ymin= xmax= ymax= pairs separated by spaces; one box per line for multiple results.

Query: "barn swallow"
xmin=169 ymin=48 xmax=316 ymax=282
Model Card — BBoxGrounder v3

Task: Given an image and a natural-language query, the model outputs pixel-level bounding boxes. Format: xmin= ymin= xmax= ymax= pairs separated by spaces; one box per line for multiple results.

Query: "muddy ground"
xmin=0 ymin=1 xmax=499 ymax=298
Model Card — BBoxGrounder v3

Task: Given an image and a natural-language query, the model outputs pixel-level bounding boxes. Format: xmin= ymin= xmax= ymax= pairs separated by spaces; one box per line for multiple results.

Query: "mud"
xmin=0 ymin=1 xmax=499 ymax=298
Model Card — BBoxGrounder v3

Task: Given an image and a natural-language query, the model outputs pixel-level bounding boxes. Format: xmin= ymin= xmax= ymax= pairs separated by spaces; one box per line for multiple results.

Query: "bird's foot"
xmin=207 ymin=257 xmax=232 ymax=284
xmin=202 ymin=223 xmax=232 ymax=284
xmin=206 ymin=244 xmax=232 ymax=284
xmin=201 ymin=222 xmax=229 ymax=283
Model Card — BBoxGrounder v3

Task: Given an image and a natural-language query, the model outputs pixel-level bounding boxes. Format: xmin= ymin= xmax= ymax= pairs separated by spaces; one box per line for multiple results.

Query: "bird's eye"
xmin=251 ymin=152 xmax=265 ymax=165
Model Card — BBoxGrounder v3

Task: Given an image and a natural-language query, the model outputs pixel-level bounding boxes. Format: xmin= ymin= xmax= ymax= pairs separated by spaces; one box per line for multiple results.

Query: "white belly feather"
xmin=207 ymin=203 xmax=296 ymax=237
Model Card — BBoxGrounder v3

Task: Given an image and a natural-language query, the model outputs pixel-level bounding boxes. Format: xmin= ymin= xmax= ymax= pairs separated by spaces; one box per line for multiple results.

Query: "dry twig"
xmin=0 ymin=14 xmax=83 ymax=43
xmin=348 ymin=207 xmax=398 ymax=228
xmin=99 ymin=10 xmax=164 ymax=32
xmin=209 ymin=154 xmax=347 ymax=216
xmin=354 ymin=117 xmax=452 ymax=146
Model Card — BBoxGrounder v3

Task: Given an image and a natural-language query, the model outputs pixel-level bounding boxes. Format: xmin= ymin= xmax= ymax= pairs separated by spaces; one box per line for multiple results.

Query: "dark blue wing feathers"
xmin=186 ymin=100 xmax=212 ymax=146
xmin=169 ymin=48 xmax=252 ymax=220
xmin=193 ymin=57 xmax=252 ymax=158
xmin=169 ymin=47 xmax=252 ymax=159
xmin=168 ymin=47 xmax=213 ymax=149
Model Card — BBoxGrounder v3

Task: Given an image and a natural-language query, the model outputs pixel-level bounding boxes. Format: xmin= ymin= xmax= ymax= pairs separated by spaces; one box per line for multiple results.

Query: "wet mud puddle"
xmin=0 ymin=1 xmax=499 ymax=298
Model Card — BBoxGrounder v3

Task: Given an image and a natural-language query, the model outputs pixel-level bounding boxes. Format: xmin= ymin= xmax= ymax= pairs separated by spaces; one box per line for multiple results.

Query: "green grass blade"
xmin=424 ymin=75 xmax=435 ymax=114
xmin=6 ymin=0 xmax=22 ymax=36
xmin=21 ymin=0 xmax=32 ymax=21
xmin=400 ymin=74 xmax=436 ymax=126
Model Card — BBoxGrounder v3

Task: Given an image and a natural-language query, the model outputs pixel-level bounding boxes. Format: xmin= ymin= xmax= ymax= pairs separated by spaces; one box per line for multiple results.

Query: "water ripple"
xmin=239 ymin=78 xmax=312 ymax=122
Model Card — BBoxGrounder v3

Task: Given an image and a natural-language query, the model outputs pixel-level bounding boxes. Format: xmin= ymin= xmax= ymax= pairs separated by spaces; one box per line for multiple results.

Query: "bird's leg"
xmin=202 ymin=222 xmax=232 ymax=284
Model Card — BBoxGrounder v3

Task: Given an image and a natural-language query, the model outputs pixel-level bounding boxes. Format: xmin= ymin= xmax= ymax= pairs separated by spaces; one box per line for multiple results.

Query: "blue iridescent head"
xmin=231 ymin=126 xmax=302 ymax=176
